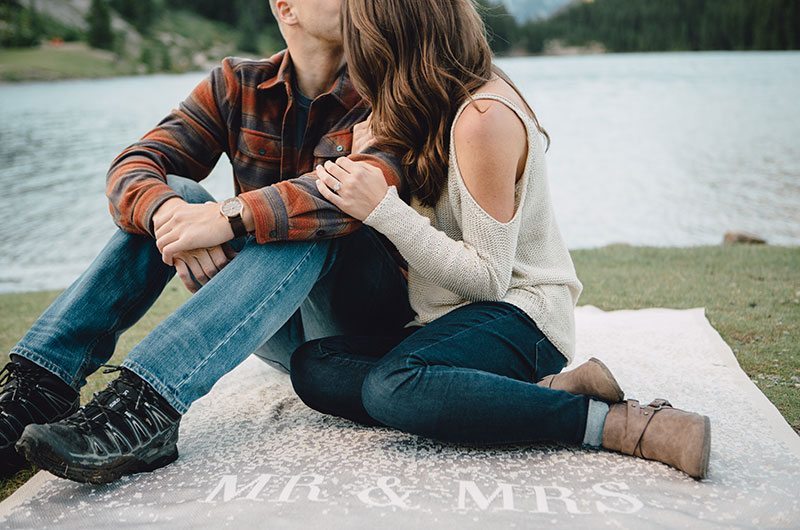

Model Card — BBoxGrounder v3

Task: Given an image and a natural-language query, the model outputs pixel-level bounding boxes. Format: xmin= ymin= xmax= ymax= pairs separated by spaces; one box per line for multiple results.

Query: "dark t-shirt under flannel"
xmin=105 ymin=50 xmax=406 ymax=246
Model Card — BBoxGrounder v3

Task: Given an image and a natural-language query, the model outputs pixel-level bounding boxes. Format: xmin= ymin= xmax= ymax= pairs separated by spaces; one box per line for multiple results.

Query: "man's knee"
xmin=165 ymin=175 xmax=215 ymax=204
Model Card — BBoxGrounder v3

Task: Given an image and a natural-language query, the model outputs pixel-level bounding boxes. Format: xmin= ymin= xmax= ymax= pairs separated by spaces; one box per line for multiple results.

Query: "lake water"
xmin=1 ymin=51 xmax=798 ymax=293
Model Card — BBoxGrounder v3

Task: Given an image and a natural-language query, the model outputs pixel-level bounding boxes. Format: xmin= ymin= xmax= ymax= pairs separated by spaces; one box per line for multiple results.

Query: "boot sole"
xmin=16 ymin=432 xmax=178 ymax=485
xmin=587 ymin=357 xmax=625 ymax=402
xmin=1 ymin=400 xmax=80 ymax=480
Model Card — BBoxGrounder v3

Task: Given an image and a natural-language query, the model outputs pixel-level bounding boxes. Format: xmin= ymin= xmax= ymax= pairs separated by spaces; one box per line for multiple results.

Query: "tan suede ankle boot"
xmin=536 ymin=357 xmax=625 ymax=403
xmin=601 ymin=398 xmax=711 ymax=479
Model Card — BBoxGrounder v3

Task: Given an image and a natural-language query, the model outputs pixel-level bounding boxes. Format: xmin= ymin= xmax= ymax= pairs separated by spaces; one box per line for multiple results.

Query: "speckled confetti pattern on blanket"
xmin=1 ymin=306 xmax=799 ymax=529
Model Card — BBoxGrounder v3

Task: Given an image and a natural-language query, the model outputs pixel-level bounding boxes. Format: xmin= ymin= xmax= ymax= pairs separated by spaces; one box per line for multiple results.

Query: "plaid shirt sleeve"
xmin=107 ymin=57 xmax=406 ymax=243
xmin=105 ymin=59 xmax=238 ymax=237
xmin=237 ymin=147 xmax=406 ymax=244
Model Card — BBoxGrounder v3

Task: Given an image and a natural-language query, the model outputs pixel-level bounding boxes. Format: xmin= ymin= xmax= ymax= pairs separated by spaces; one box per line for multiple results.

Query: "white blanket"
xmin=2 ymin=306 xmax=798 ymax=529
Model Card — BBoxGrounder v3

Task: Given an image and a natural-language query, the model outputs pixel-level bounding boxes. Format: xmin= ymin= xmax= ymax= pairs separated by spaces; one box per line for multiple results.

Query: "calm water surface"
xmin=1 ymin=51 xmax=798 ymax=292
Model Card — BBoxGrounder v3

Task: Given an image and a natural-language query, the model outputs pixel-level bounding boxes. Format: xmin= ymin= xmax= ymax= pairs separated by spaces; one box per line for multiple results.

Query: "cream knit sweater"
xmin=363 ymin=93 xmax=583 ymax=364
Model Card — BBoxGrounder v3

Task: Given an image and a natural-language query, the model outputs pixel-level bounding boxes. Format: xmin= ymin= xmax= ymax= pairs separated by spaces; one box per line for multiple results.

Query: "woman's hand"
xmin=154 ymin=201 xmax=234 ymax=266
xmin=315 ymin=157 xmax=389 ymax=221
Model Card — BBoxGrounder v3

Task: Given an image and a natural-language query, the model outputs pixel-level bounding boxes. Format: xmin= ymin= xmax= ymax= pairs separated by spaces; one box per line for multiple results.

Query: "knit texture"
xmin=363 ymin=93 xmax=583 ymax=363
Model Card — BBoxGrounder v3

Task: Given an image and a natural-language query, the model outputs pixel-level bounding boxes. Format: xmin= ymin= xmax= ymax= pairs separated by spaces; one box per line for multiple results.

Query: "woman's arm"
xmin=315 ymin=100 xmax=528 ymax=301
xmin=362 ymin=185 xmax=519 ymax=301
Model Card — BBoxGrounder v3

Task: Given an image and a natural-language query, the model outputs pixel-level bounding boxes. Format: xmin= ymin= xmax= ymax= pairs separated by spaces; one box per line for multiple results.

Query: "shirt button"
xmin=336 ymin=145 xmax=344 ymax=152
xmin=269 ymin=230 xmax=277 ymax=238
xmin=258 ymin=148 xmax=267 ymax=156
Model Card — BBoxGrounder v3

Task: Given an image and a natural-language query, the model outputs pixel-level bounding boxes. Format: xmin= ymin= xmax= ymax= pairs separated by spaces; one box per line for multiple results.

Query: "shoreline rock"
xmin=723 ymin=231 xmax=767 ymax=245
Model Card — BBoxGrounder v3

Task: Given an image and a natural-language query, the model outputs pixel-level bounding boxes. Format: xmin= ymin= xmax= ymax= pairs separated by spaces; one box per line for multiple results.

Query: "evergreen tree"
xmin=1 ymin=2 xmax=41 ymax=47
xmin=165 ymin=0 xmax=239 ymax=25
xmin=476 ymin=0 xmax=519 ymax=54
xmin=520 ymin=0 xmax=800 ymax=53
xmin=236 ymin=0 xmax=261 ymax=54
xmin=140 ymin=45 xmax=156 ymax=73
xmin=110 ymin=0 xmax=160 ymax=36
xmin=163 ymin=0 xmax=280 ymax=52
xmin=160 ymin=43 xmax=173 ymax=71
xmin=87 ymin=0 xmax=114 ymax=50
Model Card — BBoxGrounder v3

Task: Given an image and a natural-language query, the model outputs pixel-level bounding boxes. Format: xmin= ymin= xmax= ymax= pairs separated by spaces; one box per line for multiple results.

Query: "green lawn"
xmin=572 ymin=244 xmax=799 ymax=426
xmin=0 ymin=9 xmax=284 ymax=83
xmin=0 ymin=45 xmax=135 ymax=82
xmin=0 ymin=244 xmax=797 ymax=501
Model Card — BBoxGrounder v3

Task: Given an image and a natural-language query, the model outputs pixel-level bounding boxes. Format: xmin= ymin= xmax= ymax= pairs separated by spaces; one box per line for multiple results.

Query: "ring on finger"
xmin=332 ymin=180 xmax=342 ymax=192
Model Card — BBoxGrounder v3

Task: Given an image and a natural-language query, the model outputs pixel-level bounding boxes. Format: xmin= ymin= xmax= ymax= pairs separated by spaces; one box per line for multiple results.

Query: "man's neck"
xmin=287 ymin=41 xmax=346 ymax=99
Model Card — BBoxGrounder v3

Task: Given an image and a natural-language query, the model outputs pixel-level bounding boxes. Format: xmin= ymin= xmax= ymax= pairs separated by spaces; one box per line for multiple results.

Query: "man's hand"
xmin=152 ymin=198 xmax=239 ymax=292
xmin=152 ymin=196 xmax=186 ymax=234
xmin=173 ymin=244 xmax=238 ymax=294
xmin=154 ymin=201 xmax=234 ymax=266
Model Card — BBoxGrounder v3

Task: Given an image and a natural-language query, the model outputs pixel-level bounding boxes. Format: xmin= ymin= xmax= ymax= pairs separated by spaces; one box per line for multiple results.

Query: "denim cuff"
xmin=582 ymin=398 xmax=610 ymax=447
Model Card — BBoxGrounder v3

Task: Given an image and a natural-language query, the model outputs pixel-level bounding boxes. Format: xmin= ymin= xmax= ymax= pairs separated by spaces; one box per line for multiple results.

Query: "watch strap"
xmin=228 ymin=214 xmax=247 ymax=238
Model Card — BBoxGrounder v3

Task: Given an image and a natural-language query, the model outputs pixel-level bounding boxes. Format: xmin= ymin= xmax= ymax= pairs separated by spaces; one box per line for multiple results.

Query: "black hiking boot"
xmin=16 ymin=365 xmax=182 ymax=484
xmin=0 ymin=355 xmax=80 ymax=479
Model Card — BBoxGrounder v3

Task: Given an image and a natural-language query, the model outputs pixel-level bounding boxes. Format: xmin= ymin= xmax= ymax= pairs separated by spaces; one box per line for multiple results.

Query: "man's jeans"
xmin=9 ymin=176 xmax=414 ymax=415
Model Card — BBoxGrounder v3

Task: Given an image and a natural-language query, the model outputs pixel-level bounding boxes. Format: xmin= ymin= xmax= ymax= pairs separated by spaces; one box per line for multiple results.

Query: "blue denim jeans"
xmin=290 ymin=301 xmax=591 ymax=446
xmin=10 ymin=176 xmax=413 ymax=414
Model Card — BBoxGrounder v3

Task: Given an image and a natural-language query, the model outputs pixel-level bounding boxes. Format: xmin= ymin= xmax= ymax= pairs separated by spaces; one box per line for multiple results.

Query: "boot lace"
xmin=0 ymin=361 xmax=40 ymax=403
xmin=63 ymin=365 xmax=146 ymax=435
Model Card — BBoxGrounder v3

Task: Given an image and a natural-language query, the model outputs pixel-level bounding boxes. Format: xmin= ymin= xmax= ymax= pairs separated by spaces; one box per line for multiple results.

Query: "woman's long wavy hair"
xmin=342 ymin=0 xmax=549 ymax=207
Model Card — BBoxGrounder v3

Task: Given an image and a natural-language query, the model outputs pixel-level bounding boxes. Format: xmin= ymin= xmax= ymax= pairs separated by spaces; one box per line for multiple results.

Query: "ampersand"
xmin=356 ymin=476 xmax=411 ymax=508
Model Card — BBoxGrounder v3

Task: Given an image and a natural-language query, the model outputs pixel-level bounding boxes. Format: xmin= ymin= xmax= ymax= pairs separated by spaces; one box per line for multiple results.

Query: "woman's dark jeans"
xmin=290 ymin=301 xmax=590 ymax=446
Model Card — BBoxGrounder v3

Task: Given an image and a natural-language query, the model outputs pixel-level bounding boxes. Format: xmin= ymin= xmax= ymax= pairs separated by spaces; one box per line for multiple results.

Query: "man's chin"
xmin=323 ymin=34 xmax=344 ymax=47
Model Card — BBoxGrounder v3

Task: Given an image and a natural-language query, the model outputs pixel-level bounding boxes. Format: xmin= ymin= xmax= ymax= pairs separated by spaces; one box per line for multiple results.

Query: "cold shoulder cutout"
xmin=363 ymin=93 xmax=583 ymax=363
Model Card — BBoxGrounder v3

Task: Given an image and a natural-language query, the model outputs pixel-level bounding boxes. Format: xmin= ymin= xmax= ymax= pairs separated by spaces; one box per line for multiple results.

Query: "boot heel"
xmin=602 ymin=399 xmax=712 ymax=479
xmin=135 ymin=445 xmax=179 ymax=473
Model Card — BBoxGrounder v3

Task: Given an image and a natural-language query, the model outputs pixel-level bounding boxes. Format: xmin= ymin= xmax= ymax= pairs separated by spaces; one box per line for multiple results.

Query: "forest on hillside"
xmin=2 ymin=0 xmax=798 ymax=56
xmin=1 ymin=0 xmax=279 ymax=53
xmin=484 ymin=0 xmax=800 ymax=53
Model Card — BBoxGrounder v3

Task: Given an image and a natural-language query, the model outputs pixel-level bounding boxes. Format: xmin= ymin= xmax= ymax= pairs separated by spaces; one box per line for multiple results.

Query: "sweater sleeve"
xmin=363 ymin=185 xmax=522 ymax=302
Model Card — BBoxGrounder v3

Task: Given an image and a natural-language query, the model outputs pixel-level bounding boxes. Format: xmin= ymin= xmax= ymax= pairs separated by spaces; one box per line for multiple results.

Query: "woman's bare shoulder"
xmin=454 ymin=77 xmax=527 ymax=155
xmin=451 ymin=79 xmax=529 ymax=223
xmin=462 ymin=76 xmax=529 ymax=113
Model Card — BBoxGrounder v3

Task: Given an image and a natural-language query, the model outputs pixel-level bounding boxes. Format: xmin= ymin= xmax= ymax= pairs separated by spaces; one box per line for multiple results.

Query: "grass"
xmin=0 ymin=44 xmax=135 ymax=82
xmin=571 ymin=244 xmax=799 ymax=429
xmin=0 ymin=9 xmax=285 ymax=83
xmin=0 ymin=244 xmax=797 ymax=501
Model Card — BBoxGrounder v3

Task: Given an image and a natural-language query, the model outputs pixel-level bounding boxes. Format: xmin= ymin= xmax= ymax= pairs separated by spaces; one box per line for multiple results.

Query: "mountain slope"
xmin=500 ymin=0 xmax=574 ymax=22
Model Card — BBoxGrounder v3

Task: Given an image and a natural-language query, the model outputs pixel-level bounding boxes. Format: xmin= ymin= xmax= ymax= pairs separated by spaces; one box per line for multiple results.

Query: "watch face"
xmin=221 ymin=198 xmax=243 ymax=217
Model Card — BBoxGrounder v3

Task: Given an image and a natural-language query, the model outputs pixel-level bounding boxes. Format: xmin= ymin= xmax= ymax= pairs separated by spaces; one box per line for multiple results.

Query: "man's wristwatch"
xmin=219 ymin=197 xmax=248 ymax=238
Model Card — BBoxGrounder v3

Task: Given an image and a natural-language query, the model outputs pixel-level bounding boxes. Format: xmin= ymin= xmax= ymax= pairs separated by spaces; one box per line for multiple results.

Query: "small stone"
xmin=723 ymin=231 xmax=767 ymax=245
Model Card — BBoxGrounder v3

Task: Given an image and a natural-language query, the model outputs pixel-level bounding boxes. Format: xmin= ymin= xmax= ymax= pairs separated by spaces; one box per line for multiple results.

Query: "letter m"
xmin=203 ymin=474 xmax=273 ymax=503
xmin=458 ymin=480 xmax=515 ymax=511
